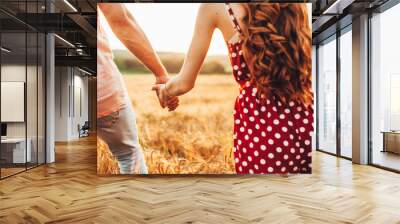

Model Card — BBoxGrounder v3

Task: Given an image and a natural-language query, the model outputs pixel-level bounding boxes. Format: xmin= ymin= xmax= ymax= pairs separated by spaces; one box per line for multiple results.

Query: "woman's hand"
xmin=152 ymin=84 xmax=179 ymax=111
xmin=153 ymin=75 xmax=179 ymax=111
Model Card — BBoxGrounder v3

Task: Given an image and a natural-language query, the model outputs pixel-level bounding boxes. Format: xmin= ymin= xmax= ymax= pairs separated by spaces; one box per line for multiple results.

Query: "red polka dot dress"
xmin=225 ymin=4 xmax=314 ymax=174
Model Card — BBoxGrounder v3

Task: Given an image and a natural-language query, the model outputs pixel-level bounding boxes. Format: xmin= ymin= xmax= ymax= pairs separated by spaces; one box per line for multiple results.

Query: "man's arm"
xmin=99 ymin=3 xmax=167 ymax=81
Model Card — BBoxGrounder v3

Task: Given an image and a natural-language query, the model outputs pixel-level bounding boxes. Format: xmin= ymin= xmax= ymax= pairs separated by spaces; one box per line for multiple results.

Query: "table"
xmin=1 ymin=138 xmax=31 ymax=163
xmin=381 ymin=131 xmax=400 ymax=154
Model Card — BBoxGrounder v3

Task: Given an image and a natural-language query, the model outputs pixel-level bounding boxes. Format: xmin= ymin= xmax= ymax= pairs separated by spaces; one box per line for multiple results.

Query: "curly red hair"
xmin=241 ymin=3 xmax=313 ymax=106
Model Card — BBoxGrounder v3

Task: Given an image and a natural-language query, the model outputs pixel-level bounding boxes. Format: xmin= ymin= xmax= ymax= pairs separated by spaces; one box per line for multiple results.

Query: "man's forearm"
xmin=100 ymin=4 xmax=167 ymax=78
xmin=115 ymin=21 xmax=167 ymax=78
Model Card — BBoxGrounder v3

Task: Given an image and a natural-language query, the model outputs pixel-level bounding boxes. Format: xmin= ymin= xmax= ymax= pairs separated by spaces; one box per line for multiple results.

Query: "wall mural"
xmin=97 ymin=3 xmax=313 ymax=175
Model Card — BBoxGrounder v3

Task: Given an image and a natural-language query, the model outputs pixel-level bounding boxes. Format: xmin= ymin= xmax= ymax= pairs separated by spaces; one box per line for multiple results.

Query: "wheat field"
xmin=98 ymin=74 xmax=239 ymax=174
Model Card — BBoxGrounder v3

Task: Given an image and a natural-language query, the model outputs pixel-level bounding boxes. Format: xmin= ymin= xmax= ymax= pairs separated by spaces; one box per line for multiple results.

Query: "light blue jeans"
xmin=97 ymin=105 xmax=148 ymax=174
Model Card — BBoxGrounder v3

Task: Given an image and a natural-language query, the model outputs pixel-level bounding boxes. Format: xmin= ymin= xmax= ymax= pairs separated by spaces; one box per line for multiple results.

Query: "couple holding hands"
xmin=97 ymin=3 xmax=313 ymax=174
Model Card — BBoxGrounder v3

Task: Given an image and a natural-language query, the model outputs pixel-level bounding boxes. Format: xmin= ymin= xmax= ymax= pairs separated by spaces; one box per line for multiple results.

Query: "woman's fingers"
xmin=167 ymin=97 xmax=179 ymax=105
xmin=166 ymin=96 xmax=178 ymax=105
xmin=167 ymin=103 xmax=178 ymax=111
xmin=168 ymin=104 xmax=178 ymax=111
xmin=169 ymin=101 xmax=179 ymax=109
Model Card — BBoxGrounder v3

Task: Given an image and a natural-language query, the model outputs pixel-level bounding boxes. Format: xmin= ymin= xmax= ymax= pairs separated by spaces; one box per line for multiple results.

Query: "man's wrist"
xmin=155 ymin=68 xmax=168 ymax=79
xmin=155 ymin=74 xmax=169 ymax=85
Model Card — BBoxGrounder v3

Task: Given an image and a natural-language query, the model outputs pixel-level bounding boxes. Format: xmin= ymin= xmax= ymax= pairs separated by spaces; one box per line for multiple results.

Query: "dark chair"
xmin=79 ymin=121 xmax=90 ymax=138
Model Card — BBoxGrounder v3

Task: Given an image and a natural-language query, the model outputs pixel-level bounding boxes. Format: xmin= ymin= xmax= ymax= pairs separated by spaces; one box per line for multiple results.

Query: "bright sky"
xmin=100 ymin=3 xmax=311 ymax=55
xmin=101 ymin=3 xmax=228 ymax=55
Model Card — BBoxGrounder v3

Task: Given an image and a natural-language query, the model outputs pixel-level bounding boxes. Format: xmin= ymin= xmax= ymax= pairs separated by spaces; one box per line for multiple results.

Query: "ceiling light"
xmin=63 ymin=0 xmax=78 ymax=12
xmin=54 ymin=34 xmax=75 ymax=48
xmin=78 ymin=67 xmax=93 ymax=76
xmin=323 ymin=0 xmax=355 ymax=15
xmin=1 ymin=47 xmax=11 ymax=53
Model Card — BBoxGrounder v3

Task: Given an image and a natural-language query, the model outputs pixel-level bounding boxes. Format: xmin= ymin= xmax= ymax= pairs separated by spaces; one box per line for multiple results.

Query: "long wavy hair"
xmin=241 ymin=3 xmax=313 ymax=106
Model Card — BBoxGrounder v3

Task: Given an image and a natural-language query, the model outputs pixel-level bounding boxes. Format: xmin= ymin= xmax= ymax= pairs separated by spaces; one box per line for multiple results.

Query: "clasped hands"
xmin=152 ymin=76 xmax=179 ymax=111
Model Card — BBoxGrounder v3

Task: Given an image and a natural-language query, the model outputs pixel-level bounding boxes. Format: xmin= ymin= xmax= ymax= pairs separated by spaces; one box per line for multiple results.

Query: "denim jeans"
xmin=97 ymin=105 xmax=148 ymax=174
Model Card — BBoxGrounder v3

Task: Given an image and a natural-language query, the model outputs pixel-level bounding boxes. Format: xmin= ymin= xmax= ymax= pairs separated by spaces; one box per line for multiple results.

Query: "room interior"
xmin=312 ymin=0 xmax=400 ymax=172
xmin=0 ymin=29 xmax=46 ymax=177
xmin=0 ymin=0 xmax=96 ymax=179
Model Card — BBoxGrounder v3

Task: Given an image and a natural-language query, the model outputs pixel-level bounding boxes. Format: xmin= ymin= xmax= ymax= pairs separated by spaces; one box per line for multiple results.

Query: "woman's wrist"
xmin=163 ymin=83 xmax=173 ymax=98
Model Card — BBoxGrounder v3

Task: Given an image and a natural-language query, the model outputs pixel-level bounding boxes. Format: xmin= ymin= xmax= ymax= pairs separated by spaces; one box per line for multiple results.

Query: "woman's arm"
xmin=165 ymin=4 xmax=218 ymax=96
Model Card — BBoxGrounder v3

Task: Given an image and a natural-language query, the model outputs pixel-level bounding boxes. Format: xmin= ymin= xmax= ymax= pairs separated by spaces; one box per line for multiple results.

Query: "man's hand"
xmin=152 ymin=83 xmax=179 ymax=111
xmin=153 ymin=75 xmax=179 ymax=111
xmin=155 ymin=75 xmax=170 ymax=85
xmin=154 ymin=74 xmax=169 ymax=108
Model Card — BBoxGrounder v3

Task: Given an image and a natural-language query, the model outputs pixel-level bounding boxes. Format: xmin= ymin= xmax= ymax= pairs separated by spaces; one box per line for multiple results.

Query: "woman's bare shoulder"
xmin=198 ymin=3 xmax=226 ymax=16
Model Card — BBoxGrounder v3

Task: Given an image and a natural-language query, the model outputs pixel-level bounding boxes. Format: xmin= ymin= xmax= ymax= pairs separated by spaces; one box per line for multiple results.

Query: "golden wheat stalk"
xmin=97 ymin=137 xmax=120 ymax=175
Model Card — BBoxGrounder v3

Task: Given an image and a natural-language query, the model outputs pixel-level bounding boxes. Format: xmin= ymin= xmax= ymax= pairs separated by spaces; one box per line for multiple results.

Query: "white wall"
xmin=55 ymin=66 xmax=70 ymax=141
xmin=1 ymin=65 xmax=28 ymax=138
xmin=54 ymin=67 xmax=89 ymax=141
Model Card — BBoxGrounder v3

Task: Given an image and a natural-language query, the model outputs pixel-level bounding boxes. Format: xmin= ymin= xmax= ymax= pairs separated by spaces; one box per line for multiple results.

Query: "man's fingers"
xmin=160 ymin=94 xmax=166 ymax=108
xmin=151 ymin=85 xmax=160 ymax=91
xmin=151 ymin=84 xmax=166 ymax=108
